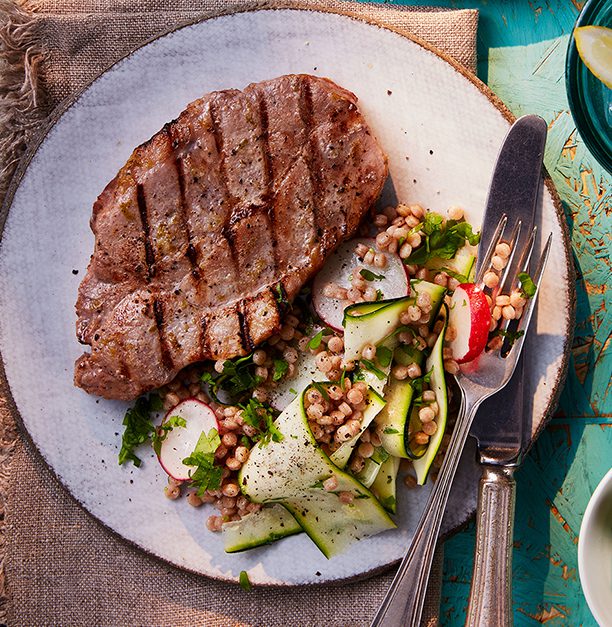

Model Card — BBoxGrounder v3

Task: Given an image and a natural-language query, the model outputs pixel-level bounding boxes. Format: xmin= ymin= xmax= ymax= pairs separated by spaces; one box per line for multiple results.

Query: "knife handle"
xmin=465 ymin=465 xmax=516 ymax=627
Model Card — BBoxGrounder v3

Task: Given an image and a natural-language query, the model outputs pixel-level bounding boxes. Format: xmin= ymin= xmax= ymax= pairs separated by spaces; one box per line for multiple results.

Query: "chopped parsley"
xmin=383 ymin=427 xmax=400 ymax=435
xmin=518 ymin=272 xmax=537 ymax=298
xmin=307 ymin=328 xmax=333 ymax=350
xmin=339 ymin=368 xmax=348 ymax=389
xmin=152 ymin=415 xmax=186 ymax=456
xmin=118 ymin=394 xmax=163 ymax=467
xmin=410 ymin=368 xmax=433 ymax=399
xmin=360 ymin=268 xmax=385 ymax=281
xmin=182 ymin=428 xmax=223 ymax=495
xmin=440 ymin=267 xmax=470 ymax=285
xmin=239 ymin=570 xmax=252 ymax=591
xmin=311 ymin=380 xmax=330 ymax=401
xmin=360 ymin=359 xmax=387 ymax=380
xmin=272 ymin=358 xmax=289 ymax=381
xmin=201 ymin=353 xmax=262 ymax=401
xmin=492 ymin=327 xmax=525 ymax=349
xmin=375 ymin=345 xmax=393 ymax=368
xmin=353 ymin=368 xmax=366 ymax=382
xmin=240 ymin=398 xmax=283 ymax=446
xmin=406 ymin=211 xmax=480 ymax=266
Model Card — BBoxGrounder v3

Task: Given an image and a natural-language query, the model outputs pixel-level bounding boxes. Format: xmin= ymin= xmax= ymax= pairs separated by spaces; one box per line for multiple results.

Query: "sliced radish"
xmin=312 ymin=238 xmax=409 ymax=331
xmin=157 ymin=398 xmax=219 ymax=481
xmin=448 ymin=283 xmax=491 ymax=364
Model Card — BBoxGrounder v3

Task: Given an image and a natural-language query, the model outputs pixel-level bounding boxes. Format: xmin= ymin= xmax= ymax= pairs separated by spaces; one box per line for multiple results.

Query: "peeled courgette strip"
xmin=343 ymin=297 xmax=413 ymax=362
xmin=376 ymin=375 xmax=421 ymax=458
xmin=222 ymin=503 xmax=302 ymax=553
xmin=354 ymin=446 xmax=390 ymax=488
xmin=413 ymin=305 xmax=449 ymax=485
xmin=374 ymin=281 xmax=447 ymax=459
xmin=239 ymin=385 xmax=395 ymax=558
xmin=371 ymin=456 xmax=401 ymax=514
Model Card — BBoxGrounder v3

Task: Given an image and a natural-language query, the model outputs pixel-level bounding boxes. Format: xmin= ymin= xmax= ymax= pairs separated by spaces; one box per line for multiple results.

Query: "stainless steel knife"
xmin=466 ymin=114 xmax=547 ymax=626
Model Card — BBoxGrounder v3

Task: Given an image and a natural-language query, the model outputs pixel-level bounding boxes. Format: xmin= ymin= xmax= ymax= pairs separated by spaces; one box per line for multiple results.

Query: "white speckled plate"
xmin=0 ymin=9 xmax=573 ymax=585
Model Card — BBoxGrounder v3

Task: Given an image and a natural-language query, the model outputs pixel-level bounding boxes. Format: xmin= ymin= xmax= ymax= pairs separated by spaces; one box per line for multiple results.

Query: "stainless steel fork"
xmin=371 ymin=215 xmax=552 ymax=627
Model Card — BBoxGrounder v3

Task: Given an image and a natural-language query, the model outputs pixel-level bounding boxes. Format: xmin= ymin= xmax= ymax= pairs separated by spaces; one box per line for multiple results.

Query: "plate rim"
xmin=0 ymin=5 xmax=576 ymax=587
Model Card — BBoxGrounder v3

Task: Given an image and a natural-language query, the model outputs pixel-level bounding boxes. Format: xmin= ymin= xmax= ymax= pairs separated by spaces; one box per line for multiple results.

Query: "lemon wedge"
xmin=574 ymin=26 xmax=612 ymax=89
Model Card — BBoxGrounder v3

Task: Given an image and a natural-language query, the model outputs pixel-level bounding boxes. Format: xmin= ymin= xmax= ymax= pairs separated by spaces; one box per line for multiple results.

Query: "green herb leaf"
xmin=182 ymin=428 xmax=223 ymax=495
xmin=166 ymin=415 xmax=187 ymax=429
xmin=422 ymin=212 xmax=444 ymax=234
xmin=311 ymin=381 xmax=330 ymax=401
xmin=339 ymin=368 xmax=347 ymax=390
xmin=307 ymin=328 xmax=333 ymax=350
xmin=410 ymin=368 xmax=433 ymax=398
xmin=352 ymin=368 xmax=366 ymax=382
xmin=359 ymin=268 xmax=385 ymax=281
xmin=118 ymin=394 xmax=162 ymax=467
xmin=449 ymin=220 xmax=481 ymax=246
xmin=518 ymin=272 xmax=537 ymax=298
xmin=493 ymin=327 xmax=525 ymax=348
xmin=239 ymin=570 xmax=252 ymax=591
xmin=376 ymin=345 xmax=393 ymax=368
xmin=406 ymin=211 xmax=480 ymax=267
xmin=152 ymin=415 xmax=187 ymax=456
xmin=240 ymin=398 xmax=283 ymax=446
xmin=375 ymin=289 xmax=384 ymax=301
xmin=383 ymin=427 xmax=400 ymax=434
xmin=200 ymin=354 xmax=262 ymax=402
xmin=360 ymin=359 xmax=387 ymax=380
xmin=272 ymin=358 xmax=289 ymax=382
xmin=289 ymin=387 xmax=298 ymax=395
xmin=440 ymin=267 xmax=469 ymax=285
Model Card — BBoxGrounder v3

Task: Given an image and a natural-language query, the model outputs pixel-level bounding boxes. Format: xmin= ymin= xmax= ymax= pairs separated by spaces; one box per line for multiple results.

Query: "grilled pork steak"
xmin=75 ymin=74 xmax=388 ymax=400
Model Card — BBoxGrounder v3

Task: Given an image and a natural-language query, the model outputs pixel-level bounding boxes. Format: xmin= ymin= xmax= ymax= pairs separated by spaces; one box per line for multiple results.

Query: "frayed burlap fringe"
xmin=0 ymin=4 xmax=45 ymax=621
xmin=0 ymin=0 xmax=45 ymax=210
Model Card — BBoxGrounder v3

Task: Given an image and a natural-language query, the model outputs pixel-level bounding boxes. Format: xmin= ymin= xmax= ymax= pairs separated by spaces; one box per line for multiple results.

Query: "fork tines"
xmin=476 ymin=213 xmax=552 ymax=358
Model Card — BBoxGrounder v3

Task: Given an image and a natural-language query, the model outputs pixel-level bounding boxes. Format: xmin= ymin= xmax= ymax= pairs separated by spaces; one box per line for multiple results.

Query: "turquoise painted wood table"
xmin=364 ymin=1 xmax=611 ymax=624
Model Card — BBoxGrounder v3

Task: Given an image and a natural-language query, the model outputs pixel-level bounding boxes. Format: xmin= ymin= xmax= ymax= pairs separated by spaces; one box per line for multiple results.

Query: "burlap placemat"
xmin=0 ymin=2 xmax=477 ymax=625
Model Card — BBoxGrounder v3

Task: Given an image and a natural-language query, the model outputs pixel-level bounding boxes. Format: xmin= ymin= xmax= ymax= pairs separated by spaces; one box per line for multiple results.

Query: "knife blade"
xmin=470 ymin=114 xmax=547 ymax=463
xmin=465 ymin=114 xmax=547 ymax=627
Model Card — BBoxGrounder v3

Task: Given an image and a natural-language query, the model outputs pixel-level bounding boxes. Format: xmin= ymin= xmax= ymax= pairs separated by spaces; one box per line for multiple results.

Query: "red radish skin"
xmin=312 ymin=238 xmax=409 ymax=331
xmin=448 ymin=284 xmax=491 ymax=364
xmin=157 ymin=398 xmax=219 ymax=481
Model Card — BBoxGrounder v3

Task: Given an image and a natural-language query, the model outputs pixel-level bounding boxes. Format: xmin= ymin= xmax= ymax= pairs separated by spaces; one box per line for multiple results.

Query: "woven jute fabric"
xmin=0 ymin=2 xmax=477 ymax=625
xmin=31 ymin=0 xmax=478 ymax=107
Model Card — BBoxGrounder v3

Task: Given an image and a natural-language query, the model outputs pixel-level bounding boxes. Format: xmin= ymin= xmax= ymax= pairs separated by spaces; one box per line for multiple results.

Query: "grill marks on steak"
xmin=75 ymin=74 xmax=388 ymax=400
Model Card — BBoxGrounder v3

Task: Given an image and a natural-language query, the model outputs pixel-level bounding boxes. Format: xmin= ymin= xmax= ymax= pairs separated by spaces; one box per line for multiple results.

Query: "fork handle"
xmin=371 ymin=398 xmax=481 ymax=627
xmin=465 ymin=465 xmax=516 ymax=627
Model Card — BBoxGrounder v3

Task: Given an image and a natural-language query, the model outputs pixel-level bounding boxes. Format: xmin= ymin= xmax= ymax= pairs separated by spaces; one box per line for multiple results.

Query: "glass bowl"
xmin=565 ymin=0 xmax=612 ymax=174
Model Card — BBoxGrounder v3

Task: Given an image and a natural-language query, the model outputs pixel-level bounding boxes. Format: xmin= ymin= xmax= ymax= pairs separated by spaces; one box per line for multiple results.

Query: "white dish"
xmin=578 ymin=468 xmax=612 ymax=627
xmin=0 ymin=9 xmax=572 ymax=585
